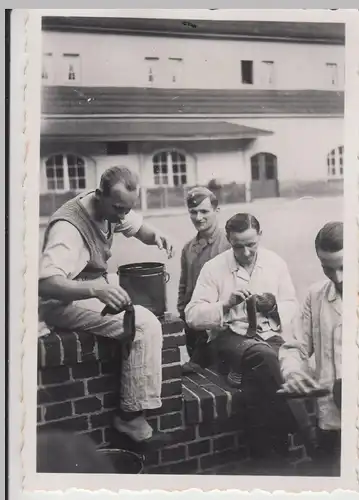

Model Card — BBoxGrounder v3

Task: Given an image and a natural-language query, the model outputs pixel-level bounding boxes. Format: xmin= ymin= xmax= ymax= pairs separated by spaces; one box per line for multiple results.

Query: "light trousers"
xmin=41 ymin=275 xmax=163 ymax=412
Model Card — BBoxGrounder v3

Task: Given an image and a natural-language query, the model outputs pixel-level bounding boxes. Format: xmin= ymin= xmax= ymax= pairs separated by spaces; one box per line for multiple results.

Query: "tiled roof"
xmin=42 ymin=17 xmax=345 ymax=44
xmin=41 ymin=119 xmax=273 ymax=141
xmin=42 ymin=86 xmax=344 ymax=116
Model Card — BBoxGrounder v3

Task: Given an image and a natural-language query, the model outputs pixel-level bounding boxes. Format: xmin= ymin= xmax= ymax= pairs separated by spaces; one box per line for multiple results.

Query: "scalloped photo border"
xmin=8 ymin=7 xmax=359 ymax=499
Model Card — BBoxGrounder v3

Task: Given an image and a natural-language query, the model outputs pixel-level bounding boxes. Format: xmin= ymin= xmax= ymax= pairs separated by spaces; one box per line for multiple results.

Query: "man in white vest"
xmin=39 ymin=166 xmax=174 ymax=448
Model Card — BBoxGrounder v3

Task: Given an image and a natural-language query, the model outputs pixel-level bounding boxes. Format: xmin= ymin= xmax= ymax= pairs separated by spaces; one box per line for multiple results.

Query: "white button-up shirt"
xmin=185 ymin=247 xmax=298 ymax=341
xmin=279 ymin=280 xmax=342 ymax=430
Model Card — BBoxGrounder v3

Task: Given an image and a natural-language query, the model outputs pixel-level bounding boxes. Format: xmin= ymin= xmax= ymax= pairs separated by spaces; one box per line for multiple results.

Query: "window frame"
xmin=241 ymin=60 xmax=254 ymax=85
xmin=152 ymin=150 xmax=188 ymax=187
xmin=327 ymin=146 xmax=344 ymax=180
xmin=326 ymin=62 xmax=339 ymax=87
xmin=42 ymin=53 xmax=54 ymax=83
xmin=261 ymin=60 xmax=275 ymax=86
xmin=44 ymin=153 xmax=87 ymax=193
xmin=62 ymin=53 xmax=81 ymax=85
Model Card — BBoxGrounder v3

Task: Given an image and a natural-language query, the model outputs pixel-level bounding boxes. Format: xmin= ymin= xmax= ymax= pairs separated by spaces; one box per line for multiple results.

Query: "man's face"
xmin=317 ymin=248 xmax=343 ymax=295
xmin=189 ymin=197 xmax=218 ymax=233
xmin=228 ymin=228 xmax=261 ymax=267
xmin=98 ymin=182 xmax=138 ymax=223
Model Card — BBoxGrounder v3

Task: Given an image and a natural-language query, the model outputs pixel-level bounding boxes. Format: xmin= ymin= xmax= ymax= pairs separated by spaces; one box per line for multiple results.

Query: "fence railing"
xmin=39 ymin=183 xmax=247 ymax=217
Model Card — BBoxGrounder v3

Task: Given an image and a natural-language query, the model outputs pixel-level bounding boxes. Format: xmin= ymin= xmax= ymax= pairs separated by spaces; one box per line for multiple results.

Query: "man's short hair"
xmin=225 ymin=213 xmax=261 ymax=236
xmin=186 ymin=186 xmax=219 ymax=209
xmin=99 ymin=166 xmax=139 ymax=196
xmin=315 ymin=221 xmax=343 ymax=253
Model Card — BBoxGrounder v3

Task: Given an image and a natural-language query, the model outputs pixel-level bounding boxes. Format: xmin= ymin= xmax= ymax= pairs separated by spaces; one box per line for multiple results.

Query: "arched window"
xmin=250 ymin=153 xmax=277 ymax=181
xmin=327 ymin=146 xmax=344 ymax=179
xmin=152 ymin=150 xmax=187 ymax=187
xmin=45 ymin=154 xmax=86 ymax=192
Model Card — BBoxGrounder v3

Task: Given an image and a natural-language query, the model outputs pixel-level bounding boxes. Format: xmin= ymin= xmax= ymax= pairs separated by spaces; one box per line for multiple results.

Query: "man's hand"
xmin=93 ymin=283 xmax=131 ymax=311
xmin=278 ymin=370 xmax=322 ymax=395
xmin=154 ymin=232 xmax=175 ymax=259
xmin=223 ymin=289 xmax=252 ymax=314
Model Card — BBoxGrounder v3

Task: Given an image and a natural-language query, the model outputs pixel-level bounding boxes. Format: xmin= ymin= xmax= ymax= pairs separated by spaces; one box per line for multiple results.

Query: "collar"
xmin=327 ymin=281 xmax=341 ymax=303
xmin=195 ymin=225 xmax=221 ymax=246
xmin=228 ymin=248 xmax=264 ymax=273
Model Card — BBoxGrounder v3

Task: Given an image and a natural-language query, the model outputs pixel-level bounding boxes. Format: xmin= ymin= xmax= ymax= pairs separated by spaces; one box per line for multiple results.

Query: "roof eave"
xmin=41 ymin=134 xmax=272 ymax=142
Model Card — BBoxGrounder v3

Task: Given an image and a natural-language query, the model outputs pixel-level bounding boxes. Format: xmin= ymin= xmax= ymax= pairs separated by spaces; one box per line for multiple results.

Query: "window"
xmin=106 ymin=142 xmax=129 ymax=156
xmin=251 ymin=156 xmax=260 ymax=180
xmin=168 ymin=57 xmax=183 ymax=84
xmin=251 ymin=153 xmax=277 ymax=181
xmin=327 ymin=146 xmax=344 ymax=179
xmin=42 ymin=53 xmax=53 ymax=82
xmin=261 ymin=60 xmax=275 ymax=86
xmin=152 ymin=151 xmax=187 ymax=186
xmin=326 ymin=63 xmax=338 ymax=86
xmin=45 ymin=154 xmax=86 ymax=192
xmin=62 ymin=54 xmax=81 ymax=84
xmin=241 ymin=60 xmax=253 ymax=85
xmin=145 ymin=57 xmax=159 ymax=84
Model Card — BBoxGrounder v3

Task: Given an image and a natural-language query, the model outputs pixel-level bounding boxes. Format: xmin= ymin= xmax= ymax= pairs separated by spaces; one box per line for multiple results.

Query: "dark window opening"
xmin=265 ymin=164 xmax=275 ymax=180
xmin=106 ymin=142 xmax=129 ymax=156
xmin=251 ymin=164 xmax=260 ymax=180
xmin=241 ymin=60 xmax=253 ymax=84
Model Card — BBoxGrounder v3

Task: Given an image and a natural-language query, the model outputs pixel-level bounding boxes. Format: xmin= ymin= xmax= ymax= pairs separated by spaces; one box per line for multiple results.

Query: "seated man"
xmin=178 ymin=187 xmax=230 ymax=374
xmin=185 ymin=213 xmax=315 ymax=466
xmin=279 ymin=222 xmax=343 ymax=476
xmin=38 ymin=166 xmax=174 ymax=447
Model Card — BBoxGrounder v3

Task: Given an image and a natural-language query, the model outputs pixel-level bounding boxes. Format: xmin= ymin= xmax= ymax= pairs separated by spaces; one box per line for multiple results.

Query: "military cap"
xmin=186 ymin=186 xmax=218 ymax=209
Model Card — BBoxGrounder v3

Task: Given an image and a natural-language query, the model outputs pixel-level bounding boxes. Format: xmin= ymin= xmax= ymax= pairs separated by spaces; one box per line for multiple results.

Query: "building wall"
xmin=42 ymin=31 xmax=344 ymax=91
xmin=40 ymin=115 xmax=343 ymax=196
xmin=231 ymin=116 xmax=344 ymax=182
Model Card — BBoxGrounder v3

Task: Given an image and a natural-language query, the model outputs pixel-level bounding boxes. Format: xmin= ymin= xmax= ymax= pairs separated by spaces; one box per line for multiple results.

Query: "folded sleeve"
xmin=184 ymin=261 xmax=224 ymax=330
xmin=114 ymin=210 xmax=143 ymax=238
xmin=39 ymin=221 xmax=90 ymax=281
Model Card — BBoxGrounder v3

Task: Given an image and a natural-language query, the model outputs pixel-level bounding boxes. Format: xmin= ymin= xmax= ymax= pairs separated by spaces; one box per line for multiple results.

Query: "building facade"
xmin=40 ymin=17 xmax=345 ymax=215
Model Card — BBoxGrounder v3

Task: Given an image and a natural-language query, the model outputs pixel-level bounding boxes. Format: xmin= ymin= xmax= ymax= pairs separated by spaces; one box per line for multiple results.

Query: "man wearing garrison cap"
xmin=178 ymin=186 xmax=230 ymax=374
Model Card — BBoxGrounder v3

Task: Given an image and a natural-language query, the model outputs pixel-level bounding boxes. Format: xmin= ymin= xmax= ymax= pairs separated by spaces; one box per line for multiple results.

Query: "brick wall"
xmin=37 ymin=314 xmax=315 ymax=474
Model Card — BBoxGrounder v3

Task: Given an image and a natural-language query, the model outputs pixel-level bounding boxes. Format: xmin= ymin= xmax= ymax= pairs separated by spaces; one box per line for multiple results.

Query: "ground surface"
xmin=39 ymin=196 xmax=343 ymax=314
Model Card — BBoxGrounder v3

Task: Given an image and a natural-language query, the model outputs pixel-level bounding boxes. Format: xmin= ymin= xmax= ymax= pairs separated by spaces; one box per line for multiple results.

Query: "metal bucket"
xmin=118 ymin=262 xmax=170 ymax=318
xmin=97 ymin=448 xmax=144 ymax=474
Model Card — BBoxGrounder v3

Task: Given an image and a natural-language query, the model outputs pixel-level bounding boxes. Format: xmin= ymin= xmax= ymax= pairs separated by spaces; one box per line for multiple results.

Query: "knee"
xmin=133 ymin=305 xmax=162 ymax=338
xmin=246 ymin=343 xmax=278 ymax=367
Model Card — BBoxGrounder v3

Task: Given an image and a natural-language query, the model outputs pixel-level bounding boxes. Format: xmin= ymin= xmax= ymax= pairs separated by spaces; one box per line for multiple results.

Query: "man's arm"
xmin=184 ymin=262 xmax=224 ymax=330
xmin=134 ymin=221 xmax=174 ymax=257
xmin=278 ymin=291 xmax=315 ymax=380
xmin=39 ymin=222 xmax=130 ymax=308
xmin=177 ymin=247 xmax=188 ymax=319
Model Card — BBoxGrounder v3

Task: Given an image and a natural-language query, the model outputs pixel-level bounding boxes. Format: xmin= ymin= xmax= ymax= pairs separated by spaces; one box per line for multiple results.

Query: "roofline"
xmin=41 ymin=113 xmax=344 ymax=120
xmin=41 ymin=17 xmax=345 ymax=45
xmin=41 ymin=26 xmax=345 ymax=45
xmin=40 ymin=133 xmax=270 ymax=142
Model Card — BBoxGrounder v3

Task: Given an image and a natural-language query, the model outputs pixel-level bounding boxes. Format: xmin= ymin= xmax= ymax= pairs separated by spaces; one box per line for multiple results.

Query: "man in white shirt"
xmin=185 ymin=213 xmax=315 ymax=469
xmin=39 ymin=166 xmax=174 ymax=448
xmin=279 ymin=222 xmax=343 ymax=476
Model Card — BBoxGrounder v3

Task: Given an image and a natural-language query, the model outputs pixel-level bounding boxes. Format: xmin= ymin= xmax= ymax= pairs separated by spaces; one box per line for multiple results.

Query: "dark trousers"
xmin=312 ymin=428 xmax=341 ymax=476
xmin=208 ymin=329 xmax=314 ymax=459
xmin=184 ymin=325 xmax=209 ymax=362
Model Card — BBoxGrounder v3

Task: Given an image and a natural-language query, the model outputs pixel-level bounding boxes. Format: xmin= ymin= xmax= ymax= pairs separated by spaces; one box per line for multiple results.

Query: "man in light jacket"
xmin=185 ymin=212 xmax=315 ymax=470
xmin=279 ymin=221 xmax=343 ymax=476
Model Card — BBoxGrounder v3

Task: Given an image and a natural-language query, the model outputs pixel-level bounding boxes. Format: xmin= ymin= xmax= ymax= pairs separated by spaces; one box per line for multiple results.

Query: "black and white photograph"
xmin=7 ymin=8 xmax=359 ymax=497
